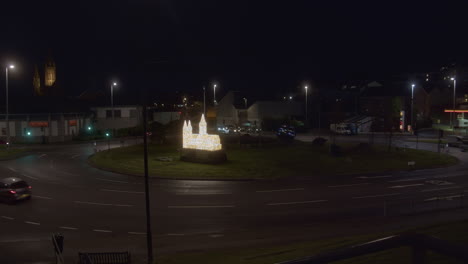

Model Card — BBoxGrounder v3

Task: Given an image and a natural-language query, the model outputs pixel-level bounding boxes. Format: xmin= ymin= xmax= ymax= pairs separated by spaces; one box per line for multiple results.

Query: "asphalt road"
xmin=1 ymin=136 xmax=468 ymax=263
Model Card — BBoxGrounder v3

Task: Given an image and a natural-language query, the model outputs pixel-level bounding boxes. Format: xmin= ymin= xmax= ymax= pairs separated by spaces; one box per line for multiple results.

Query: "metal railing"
xmin=279 ymin=232 xmax=468 ymax=264
xmin=78 ymin=252 xmax=131 ymax=264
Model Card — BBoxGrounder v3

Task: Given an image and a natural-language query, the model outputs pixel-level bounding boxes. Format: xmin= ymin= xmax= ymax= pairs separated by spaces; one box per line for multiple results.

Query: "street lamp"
xmin=111 ymin=82 xmax=117 ymax=120
xmin=243 ymin=97 xmax=247 ymax=109
xmin=5 ymin=64 xmax=14 ymax=145
xmin=411 ymin=84 xmax=415 ymax=132
xmin=304 ymin=86 xmax=308 ymax=125
xmin=451 ymin=77 xmax=456 ymax=129
xmin=213 ymin=84 xmax=217 ymax=105
xmin=289 ymin=96 xmax=293 ymax=101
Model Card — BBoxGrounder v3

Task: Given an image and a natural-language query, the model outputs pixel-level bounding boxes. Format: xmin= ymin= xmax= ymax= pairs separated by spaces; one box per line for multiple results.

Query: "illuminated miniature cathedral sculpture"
xmin=181 ymin=114 xmax=226 ymax=163
xmin=183 ymin=114 xmax=222 ymax=151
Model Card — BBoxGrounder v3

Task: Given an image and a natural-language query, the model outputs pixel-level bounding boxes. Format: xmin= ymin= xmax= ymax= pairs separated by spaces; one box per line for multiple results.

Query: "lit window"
xmin=426 ymin=74 xmax=429 ymax=77
xmin=426 ymin=78 xmax=429 ymax=82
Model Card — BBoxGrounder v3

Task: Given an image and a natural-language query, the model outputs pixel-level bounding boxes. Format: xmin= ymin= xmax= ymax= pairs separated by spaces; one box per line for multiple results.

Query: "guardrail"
xmin=78 ymin=252 xmax=131 ymax=264
xmin=279 ymin=232 xmax=468 ymax=264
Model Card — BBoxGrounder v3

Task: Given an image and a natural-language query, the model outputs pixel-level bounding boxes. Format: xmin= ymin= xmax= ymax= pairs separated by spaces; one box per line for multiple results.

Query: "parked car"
xmin=0 ymin=177 xmax=32 ymax=203
xmin=277 ymin=125 xmax=296 ymax=139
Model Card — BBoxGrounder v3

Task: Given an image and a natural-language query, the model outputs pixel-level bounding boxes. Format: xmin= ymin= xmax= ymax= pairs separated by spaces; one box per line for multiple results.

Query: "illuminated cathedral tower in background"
xmin=33 ymin=52 xmax=60 ymax=96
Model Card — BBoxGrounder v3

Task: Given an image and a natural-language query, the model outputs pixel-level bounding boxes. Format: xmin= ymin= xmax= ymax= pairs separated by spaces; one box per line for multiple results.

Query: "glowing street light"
xmin=451 ymin=77 xmax=456 ymax=129
xmin=411 ymin=84 xmax=415 ymax=132
xmin=5 ymin=64 xmax=15 ymax=144
xmin=213 ymin=84 xmax=217 ymax=105
xmin=305 ymin=85 xmax=308 ymax=124
xmin=111 ymin=82 xmax=118 ymax=120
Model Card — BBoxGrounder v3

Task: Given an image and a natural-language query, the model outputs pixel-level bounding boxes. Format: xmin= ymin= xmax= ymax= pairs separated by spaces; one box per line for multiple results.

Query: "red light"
xmin=28 ymin=186 xmax=32 ymax=189
xmin=9 ymin=190 xmax=16 ymax=194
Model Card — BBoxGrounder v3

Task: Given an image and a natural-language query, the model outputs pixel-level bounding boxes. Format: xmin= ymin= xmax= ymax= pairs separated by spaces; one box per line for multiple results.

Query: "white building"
xmin=91 ymin=105 xmax=142 ymax=130
xmin=0 ymin=113 xmax=91 ymax=143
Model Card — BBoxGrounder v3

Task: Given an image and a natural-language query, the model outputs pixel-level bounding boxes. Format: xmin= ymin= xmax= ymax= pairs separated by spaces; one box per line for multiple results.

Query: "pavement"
xmin=1 ymin=135 xmax=468 ymax=263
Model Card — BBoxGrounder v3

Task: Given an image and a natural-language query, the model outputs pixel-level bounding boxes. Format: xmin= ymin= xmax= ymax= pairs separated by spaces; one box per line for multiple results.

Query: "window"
xmin=1 ymin=128 xmax=6 ymax=135
xmin=114 ymin=110 xmax=121 ymax=118
xmin=130 ymin=109 xmax=137 ymax=118
xmin=106 ymin=110 xmax=112 ymax=118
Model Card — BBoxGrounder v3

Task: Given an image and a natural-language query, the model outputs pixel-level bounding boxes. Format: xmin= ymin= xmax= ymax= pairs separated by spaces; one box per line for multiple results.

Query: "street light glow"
xmin=9 ymin=65 xmax=14 ymax=69
xmin=106 ymin=132 xmax=110 ymax=137
xmin=305 ymin=86 xmax=308 ymax=90
xmin=113 ymin=82 xmax=117 ymax=86
xmin=451 ymin=77 xmax=455 ymax=81
xmin=88 ymin=126 xmax=92 ymax=131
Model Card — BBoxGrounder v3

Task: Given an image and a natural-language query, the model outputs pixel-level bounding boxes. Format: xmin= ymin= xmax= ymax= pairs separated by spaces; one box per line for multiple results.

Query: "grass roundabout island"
xmin=88 ymin=140 xmax=458 ymax=180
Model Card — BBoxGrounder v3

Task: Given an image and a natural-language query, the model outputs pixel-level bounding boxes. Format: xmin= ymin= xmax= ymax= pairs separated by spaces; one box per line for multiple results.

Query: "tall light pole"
xmin=451 ymin=77 xmax=457 ymax=129
xmin=111 ymin=82 xmax=117 ymax=120
xmin=304 ymin=85 xmax=308 ymax=125
xmin=243 ymin=97 xmax=247 ymax=108
xmin=5 ymin=65 xmax=14 ymax=144
xmin=411 ymin=84 xmax=415 ymax=132
xmin=213 ymin=84 xmax=217 ymax=105
xmin=203 ymin=86 xmax=206 ymax=114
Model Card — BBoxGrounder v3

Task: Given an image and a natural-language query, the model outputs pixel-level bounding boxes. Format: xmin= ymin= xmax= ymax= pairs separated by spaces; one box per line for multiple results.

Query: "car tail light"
xmin=9 ymin=190 xmax=16 ymax=194
xmin=28 ymin=186 xmax=32 ymax=189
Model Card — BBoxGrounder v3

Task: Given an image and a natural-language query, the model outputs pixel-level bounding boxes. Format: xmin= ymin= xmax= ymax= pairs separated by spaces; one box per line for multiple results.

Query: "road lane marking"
xmin=268 ymin=200 xmax=328 ymax=206
xmin=1 ymin=216 xmax=14 ymax=220
xmin=167 ymin=233 xmax=185 ymax=236
xmin=59 ymin=226 xmax=78 ymax=230
xmin=34 ymin=195 xmax=53 ymax=200
xmin=38 ymin=154 xmax=47 ymax=158
xmin=95 ymin=178 xmax=129 ymax=184
xmin=71 ymin=154 xmax=81 ymax=159
xmin=21 ymin=174 xmax=38 ymax=180
xmin=420 ymin=187 xmax=461 ymax=193
xmin=93 ymin=229 xmax=112 ymax=233
xmin=24 ymin=221 xmax=40 ymax=226
xmin=101 ymin=189 xmax=144 ymax=194
xmin=424 ymin=195 xmax=463 ymax=202
xmin=353 ymin=193 xmax=401 ymax=199
xmin=256 ymin=188 xmax=304 ymax=193
xmin=7 ymin=167 xmax=18 ymax=173
xmin=74 ymin=201 xmax=133 ymax=207
xmin=168 ymin=205 xmax=235 ymax=209
xmin=357 ymin=175 xmax=392 ymax=179
xmin=389 ymin=184 xmax=425 ymax=189
xmin=328 ymin=183 xmax=370 ymax=188
xmin=389 ymin=177 xmax=427 ymax=183
xmin=128 ymin=232 xmax=146 ymax=235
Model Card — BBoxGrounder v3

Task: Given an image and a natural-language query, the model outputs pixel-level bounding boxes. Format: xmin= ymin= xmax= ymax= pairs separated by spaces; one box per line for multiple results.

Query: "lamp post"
xmin=111 ymin=82 xmax=117 ymax=120
xmin=451 ymin=77 xmax=457 ymax=129
xmin=243 ymin=97 xmax=247 ymax=109
xmin=304 ymin=86 xmax=308 ymax=125
xmin=203 ymin=86 xmax=206 ymax=114
xmin=411 ymin=84 xmax=415 ymax=132
xmin=5 ymin=65 xmax=14 ymax=145
xmin=213 ymin=84 xmax=217 ymax=105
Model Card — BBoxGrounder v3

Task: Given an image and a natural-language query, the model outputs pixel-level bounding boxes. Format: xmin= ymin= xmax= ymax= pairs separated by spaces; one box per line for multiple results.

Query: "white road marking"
xmin=389 ymin=184 xmax=425 ymax=189
xmin=424 ymin=195 xmax=463 ymax=202
xmin=7 ymin=167 xmax=18 ymax=173
xmin=128 ymin=232 xmax=146 ymax=235
xmin=357 ymin=175 xmax=393 ymax=179
xmin=328 ymin=183 xmax=370 ymax=188
xmin=38 ymin=154 xmax=47 ymax=158
xmin=71 ymin=154 xmax=81 ymax=159
xmin=209 ymin=234 xmax=224 ymax=238
xmin=59 ymin=226 xmax=78 ymax=230
xmin=101 ymin=189 xmax=144 ymax=194
xmin=420 ymin=187 xmax=461 ymax=193
xmin=256 ymin=188 xmax=304 ymax=193
xmin=95 ymin=178 xmax=129 ymax=184
xmin=268 ymin=200 xmax=328 ymax=206
xmin=389 ymin=177 xmax=427 ymax=183
xmin=167 ymin=233 xmax=185 ymax=236
xmin=24 ymin=221 xmax=40 ymax=226
xmin=168 ymin=205 xmax=235 ymax=209
xmin=175 ymin=192 xmax=232 ymax=195
xmin=353 ymin=193 xmax=401 ymax=199
xmin=1 ymin=216 xmax=14 ymax=220
xmin=34 ymin=195 xmax=53 ymax=200
xmin=93 ymin=229 xmax=112 ymax=233
xmin=74 ymin=201 xmax=133 ymax=207
xmin=21 ymin=174 xmax=38 ymax=180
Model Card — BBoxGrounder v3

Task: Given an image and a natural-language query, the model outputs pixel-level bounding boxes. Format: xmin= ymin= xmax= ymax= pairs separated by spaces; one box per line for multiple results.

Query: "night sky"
xmin=1 ymin=1 xmax=468 ymax=104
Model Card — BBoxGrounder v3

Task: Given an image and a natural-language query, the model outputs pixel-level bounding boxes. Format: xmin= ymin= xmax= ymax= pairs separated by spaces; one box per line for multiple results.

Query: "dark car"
xmin=0 ymin=177 xmax=32 ymax=203
xmin=277 ymin=125 xmax=296 ymax=139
